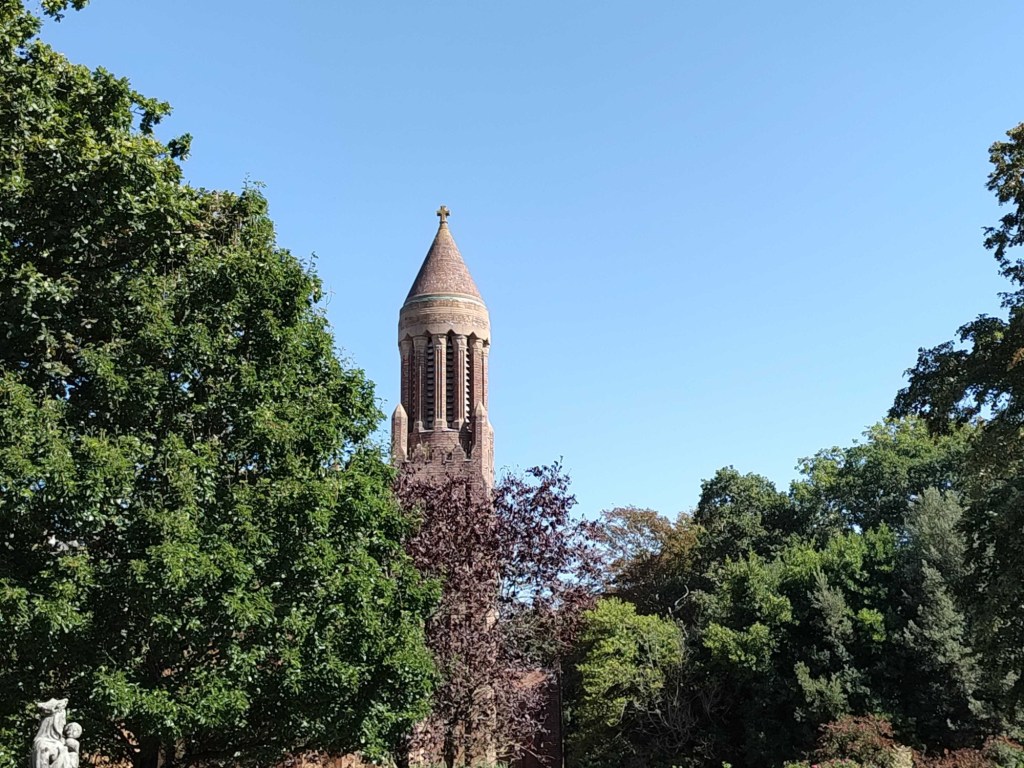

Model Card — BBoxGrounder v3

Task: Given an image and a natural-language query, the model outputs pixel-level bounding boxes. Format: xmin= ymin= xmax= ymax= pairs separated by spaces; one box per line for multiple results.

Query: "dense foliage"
xmin=569 ymin=420 xmax=1000 ymax=768
xmin=400 ymin=466 xmax=598 ymax=767
xmin=565 ymin=121 xmax=1024 ymax=768
xmin=566 ymin=599 xmax=689 ymax=768
xmin=0 ymin=2 xmax=435 ymax=766
xmin=893 ymin=123 xmax=1024 ymax=714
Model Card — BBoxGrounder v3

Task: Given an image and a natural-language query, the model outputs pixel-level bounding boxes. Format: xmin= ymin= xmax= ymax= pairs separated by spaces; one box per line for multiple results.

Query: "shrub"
xmin=816 ymin=716 xmax=898 ymax=768
xmin=919 ymin=749 xmax=990 ymax=768
xmin=984 ymin=737 xmax=1024 ymax=768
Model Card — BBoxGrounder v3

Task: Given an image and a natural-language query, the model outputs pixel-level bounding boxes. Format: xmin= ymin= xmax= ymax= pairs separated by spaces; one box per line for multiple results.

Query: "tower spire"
xmin=405 ymin=207 xmax=482 ymax=303
xmin=393 ymin=208 xmax=493 ymax=490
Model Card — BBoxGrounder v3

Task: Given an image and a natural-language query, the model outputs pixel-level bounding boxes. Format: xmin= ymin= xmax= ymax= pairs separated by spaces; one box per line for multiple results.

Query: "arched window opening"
xmin=445 ymin=331 xmax=456 ymax=428
xmin=424 ymin=336 xmax=435 ymax=429
xmin=465 ymin=343 xmax=472 ymax=425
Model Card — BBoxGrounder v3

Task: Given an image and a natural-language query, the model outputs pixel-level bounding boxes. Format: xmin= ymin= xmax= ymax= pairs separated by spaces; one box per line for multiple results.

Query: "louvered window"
xmin=424 ymin=337 xmax=435 ymax=429
xmin=465 ymin=345 xmax=472 ymax=424
xmin=445 ymin=332 xmax=456 ymax=428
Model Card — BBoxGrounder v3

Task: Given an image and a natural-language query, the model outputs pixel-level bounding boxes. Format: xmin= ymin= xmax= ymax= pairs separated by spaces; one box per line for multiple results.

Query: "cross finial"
xmin=436 ymin=205 xmax=450 ymax=225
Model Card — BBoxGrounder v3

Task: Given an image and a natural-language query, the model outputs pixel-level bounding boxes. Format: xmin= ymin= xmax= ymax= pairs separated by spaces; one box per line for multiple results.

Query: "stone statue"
xmin=30 ymin=699 xmax=81 ymax=768
xmin=62 ymin=723 xmax=81 ymax=768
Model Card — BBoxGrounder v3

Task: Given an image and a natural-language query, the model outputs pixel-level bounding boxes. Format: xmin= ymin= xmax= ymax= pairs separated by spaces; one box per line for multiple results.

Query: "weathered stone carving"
xmin=30 ymin=699 xmax=81 ymax=768
xmin=63 ymin=723 xmax=82 ymax=768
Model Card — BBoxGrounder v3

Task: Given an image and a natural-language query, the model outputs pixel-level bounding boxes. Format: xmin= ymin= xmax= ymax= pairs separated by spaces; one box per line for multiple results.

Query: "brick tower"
xmin=391 ymin=206 xmax=494 ymax=491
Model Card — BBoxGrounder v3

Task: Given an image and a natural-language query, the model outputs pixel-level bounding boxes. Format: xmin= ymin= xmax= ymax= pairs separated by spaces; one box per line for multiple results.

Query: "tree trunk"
xmin=443 ymin=728 xmax=456 ymax=768
xmin=134 ymin=737 xmax=163 ymax=768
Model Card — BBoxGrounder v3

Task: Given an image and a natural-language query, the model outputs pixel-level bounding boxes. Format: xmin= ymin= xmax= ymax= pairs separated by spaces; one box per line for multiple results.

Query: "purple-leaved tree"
xmin=398 ymin=464 xmax=600 ymax=768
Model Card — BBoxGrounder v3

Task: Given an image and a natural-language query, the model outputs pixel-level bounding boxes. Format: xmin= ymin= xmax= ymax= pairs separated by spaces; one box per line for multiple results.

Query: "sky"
xmin=38 ymin=1 xmax=1024 ymax=519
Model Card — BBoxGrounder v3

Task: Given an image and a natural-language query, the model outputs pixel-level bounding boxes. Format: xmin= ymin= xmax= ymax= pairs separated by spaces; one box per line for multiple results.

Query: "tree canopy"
xmin=893 ymin=122 xmax=1024 ymax=714
xmin=566 ymin=121 xmax=1024 ymax=763
xmin=400 ymin=465 xmax=598 ymax=767
xmin=0 ymin=2 xmax=435 ymax=766
xmin=571 ymin=419 xmax=993 ymax=767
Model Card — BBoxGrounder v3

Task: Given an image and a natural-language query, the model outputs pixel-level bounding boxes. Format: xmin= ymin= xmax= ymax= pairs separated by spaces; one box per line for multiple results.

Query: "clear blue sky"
xmin=40 ymin=1 xmax=1021 ymax=519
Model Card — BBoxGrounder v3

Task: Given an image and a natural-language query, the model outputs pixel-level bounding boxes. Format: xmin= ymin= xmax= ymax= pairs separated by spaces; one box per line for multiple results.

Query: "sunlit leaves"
xmin=0 ymin=2 xmax=434 ymax=765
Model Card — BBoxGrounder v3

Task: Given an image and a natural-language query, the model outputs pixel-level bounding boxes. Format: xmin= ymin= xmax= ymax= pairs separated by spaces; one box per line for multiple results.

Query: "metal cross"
xmin=436 ymin=205 xmax=450 ymax=224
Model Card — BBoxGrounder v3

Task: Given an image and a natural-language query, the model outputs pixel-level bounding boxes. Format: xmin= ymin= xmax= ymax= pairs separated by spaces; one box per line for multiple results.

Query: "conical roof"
xmin=405 ymin=213 xmax=483 ymax=304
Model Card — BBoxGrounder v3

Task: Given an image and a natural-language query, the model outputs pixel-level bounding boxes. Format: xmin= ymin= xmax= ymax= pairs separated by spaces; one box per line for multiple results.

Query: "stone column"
xmin=391 ymin=404 xmax=408 ymax=463
xmin=433 ymin=333 xmax=447 ymax=429
xmin=412 ymin=335 xmax=427 ymax=430
xmin=453 ymin=334 xmax=468 ymax=429
xmin=480 ymin=342 xmax=489 ymax=411
xmin=469 ymin=336 xmax=484 ymax=416
xmin=399 ymin=337 xmax=412 ymax=426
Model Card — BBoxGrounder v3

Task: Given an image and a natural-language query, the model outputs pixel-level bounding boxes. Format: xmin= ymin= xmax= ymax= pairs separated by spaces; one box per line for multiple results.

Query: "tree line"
xmin=562 ymin=126 xmax=1024 ymax=768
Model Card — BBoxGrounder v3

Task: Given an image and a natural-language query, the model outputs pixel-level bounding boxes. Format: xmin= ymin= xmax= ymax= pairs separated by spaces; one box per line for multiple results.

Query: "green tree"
xmin=696 ymin=528 xmax=894 ymax=766
xmin=887 ymin=489 xmax=981 ymax=745
xmin=693 ymin=468 xmax=797 ymax=564
xmin=0 ymin=3 xmax=435 ymax=766
xmin=595 ymin=506 xmax=697 ymax=616
xmin=792 ymin=419 xmax=972 ymax=534
xmin=566 ymin=599 xmax=691 ymax=768
xmin=892 ymin=122 xmax=1024 ymax=714
xmin=577 ymin=419 xmax=983 ymax=765
xmin=591 ymin=470 xmax=797 ymax=622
